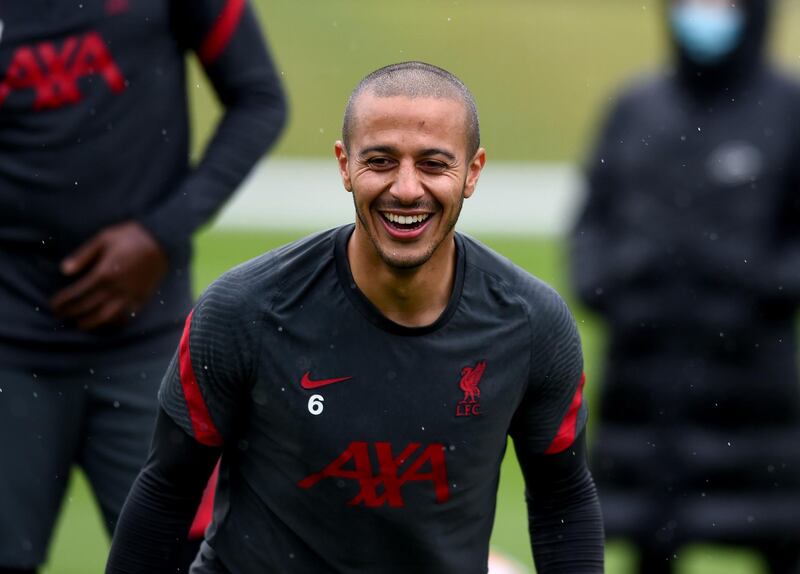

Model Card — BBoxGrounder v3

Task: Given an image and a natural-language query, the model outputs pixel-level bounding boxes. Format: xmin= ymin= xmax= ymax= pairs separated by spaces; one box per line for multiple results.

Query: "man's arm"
xmin=515 ymin=430 xmax=604 ymax=574
xmin=139 ymin=0 xmax=287 ymax=259
xmin=106 ymin=408 xmax=221 ymax=574
xmin=52 ymin=0 xmax=286 ymax=331
xmin=510 ymin=285 xmax=604 ymax=572
xmin=106 ymin=268 xmax=258 ymax=570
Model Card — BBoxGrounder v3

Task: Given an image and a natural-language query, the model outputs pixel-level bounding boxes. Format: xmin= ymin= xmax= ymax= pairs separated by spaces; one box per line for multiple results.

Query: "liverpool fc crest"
xmin=456 ymin=360 xmax=486 ymax=417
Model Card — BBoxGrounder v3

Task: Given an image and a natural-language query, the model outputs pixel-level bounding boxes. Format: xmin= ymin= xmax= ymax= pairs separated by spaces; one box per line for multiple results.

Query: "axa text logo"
xmin=456 ymin=360 xmax=486 ymax=417
xmin=298 ymin=441 xmax=449 ymax=507
xmin=0 ymin=32 xmax=126 ymax=110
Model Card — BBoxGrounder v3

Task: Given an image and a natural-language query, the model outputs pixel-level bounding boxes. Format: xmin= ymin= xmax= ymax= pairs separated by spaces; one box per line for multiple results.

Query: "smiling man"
xmin=106 ymin=62 xmax=603 ymax=574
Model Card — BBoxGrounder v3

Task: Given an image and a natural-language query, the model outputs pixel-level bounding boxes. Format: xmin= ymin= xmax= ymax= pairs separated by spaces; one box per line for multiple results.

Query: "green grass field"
xmin=41 ymin=229 xmax=772 ymax=574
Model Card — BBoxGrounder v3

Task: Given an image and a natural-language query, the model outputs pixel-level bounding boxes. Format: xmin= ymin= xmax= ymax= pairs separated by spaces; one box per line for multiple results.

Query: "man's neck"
xmin=347 ymin=232 xmax=457 ymax=328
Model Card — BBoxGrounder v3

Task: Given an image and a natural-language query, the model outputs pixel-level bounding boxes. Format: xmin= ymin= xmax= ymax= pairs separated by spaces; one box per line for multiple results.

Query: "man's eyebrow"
xmin=357 ymin=146 xmax=457 ymax=162
xmin=418 ymin=148 xmax=457 ymax=161
xmin=358 ymin=145 xmax=397 ymax=158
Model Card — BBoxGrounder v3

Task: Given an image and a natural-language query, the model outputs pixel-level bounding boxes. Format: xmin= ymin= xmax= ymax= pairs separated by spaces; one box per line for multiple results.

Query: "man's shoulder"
xmin=199 ymin=227 xmax=340 ymax=314
xmin=459 ymin=233 xmax=569 ymax=321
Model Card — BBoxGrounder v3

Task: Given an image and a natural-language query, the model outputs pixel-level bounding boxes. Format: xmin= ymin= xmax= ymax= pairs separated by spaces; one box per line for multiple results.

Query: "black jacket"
xmin=571 ymin=0 xmax=800 ymax=544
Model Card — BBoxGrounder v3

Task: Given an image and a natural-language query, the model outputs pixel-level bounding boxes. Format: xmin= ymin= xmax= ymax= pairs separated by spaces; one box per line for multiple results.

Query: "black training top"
xmin=158 ymin=225 xmax=591 ymax=573
xmin=0 ymin=0 xmax=286 ymax=368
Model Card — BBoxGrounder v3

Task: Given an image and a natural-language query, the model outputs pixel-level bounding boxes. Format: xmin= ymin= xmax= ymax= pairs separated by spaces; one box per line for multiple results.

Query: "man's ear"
xmin=334 ymin=141 xmax=352 ymax=192
xmin=463 ymin=148 xmax=486 ymax=199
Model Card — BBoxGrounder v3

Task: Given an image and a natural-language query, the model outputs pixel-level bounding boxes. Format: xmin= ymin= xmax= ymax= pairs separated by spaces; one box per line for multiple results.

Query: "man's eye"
xmin=419 ymin=160 xmax=447 ymax=172
xmin=367 ymin=157 xmax=394 ymax=169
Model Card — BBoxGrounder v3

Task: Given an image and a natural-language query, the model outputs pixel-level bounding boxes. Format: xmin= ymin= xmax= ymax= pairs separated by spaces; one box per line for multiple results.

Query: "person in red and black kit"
xmin=106 ymin=62 xmax=603 ymax=574
xmin=0 ymin=0 xmax=286 ymax=572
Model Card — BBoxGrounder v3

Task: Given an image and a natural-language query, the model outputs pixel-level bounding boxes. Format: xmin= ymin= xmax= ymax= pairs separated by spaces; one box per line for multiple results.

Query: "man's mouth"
xmin=381 ymin=212 xmax=431 ymax=231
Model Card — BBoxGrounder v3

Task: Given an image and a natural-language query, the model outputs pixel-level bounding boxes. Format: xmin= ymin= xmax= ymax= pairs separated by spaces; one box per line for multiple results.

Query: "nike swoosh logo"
xmin=300 ymin=372 xmax=353 ymax=390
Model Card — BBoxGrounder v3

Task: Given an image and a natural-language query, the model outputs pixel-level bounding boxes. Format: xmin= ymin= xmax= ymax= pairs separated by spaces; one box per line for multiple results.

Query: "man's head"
xmin=335 ymin=62 xmax=486 ymax=271
xmin=342 ymin=61 xmax=480 ymax=159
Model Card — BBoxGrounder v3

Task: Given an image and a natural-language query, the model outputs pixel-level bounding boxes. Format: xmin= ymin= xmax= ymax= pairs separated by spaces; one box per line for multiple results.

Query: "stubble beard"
xmin=352 ymin=190 xmax=464 ymax=271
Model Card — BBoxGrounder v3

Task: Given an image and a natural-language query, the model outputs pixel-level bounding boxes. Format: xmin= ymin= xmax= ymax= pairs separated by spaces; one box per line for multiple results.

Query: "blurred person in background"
xmin=0 ymin=1 xmax=286 ymax=572
xmin=571 ymin=0 xmax=800 ymax=572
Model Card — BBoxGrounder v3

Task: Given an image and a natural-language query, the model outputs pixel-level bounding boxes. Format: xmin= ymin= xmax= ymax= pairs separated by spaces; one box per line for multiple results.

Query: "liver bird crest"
xmin=459 ymin=360 xmax=486 ymax=403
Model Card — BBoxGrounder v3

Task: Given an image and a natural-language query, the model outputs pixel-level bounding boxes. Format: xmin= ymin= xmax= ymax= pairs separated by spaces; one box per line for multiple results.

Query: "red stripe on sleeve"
xmin=544 ymin=372 xmax=586 ymax=455
xmin=179 ymin=310 xmax=224 ymax=446
xmin=189 ymin=461 xmax=220 ymax=539
xmin=198 ymin=0 xmax=246 ymax=65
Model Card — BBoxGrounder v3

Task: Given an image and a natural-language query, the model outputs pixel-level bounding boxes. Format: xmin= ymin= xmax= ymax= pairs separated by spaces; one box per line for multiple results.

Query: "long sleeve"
xmin=139 ymin=0 xmax=287 ymax=259
xmin=516 ymin=430 xmax=604 ymax=574
xmin=570 ymin=96 xmax=662 ymax=315
xmin=106 ymin=409 xmax=222 ymax=574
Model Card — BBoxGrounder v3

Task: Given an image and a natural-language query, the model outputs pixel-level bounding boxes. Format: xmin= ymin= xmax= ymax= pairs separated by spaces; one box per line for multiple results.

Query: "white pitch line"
xmin=213 ymin=158 xmax=584 ymax=236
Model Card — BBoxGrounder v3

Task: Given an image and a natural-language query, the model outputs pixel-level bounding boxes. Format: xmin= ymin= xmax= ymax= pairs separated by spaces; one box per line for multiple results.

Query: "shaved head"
xmin=342 ymin=61 xmax=480 ymax=158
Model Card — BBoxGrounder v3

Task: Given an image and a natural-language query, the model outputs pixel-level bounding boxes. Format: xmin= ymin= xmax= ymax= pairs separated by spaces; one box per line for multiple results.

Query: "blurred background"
xmin=42 ymin=1 xmax=800 ymax=572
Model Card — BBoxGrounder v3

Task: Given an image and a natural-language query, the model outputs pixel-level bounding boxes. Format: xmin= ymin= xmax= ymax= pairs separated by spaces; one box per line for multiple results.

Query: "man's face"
xmin=335 ymin=93 xmax=485 ymax=270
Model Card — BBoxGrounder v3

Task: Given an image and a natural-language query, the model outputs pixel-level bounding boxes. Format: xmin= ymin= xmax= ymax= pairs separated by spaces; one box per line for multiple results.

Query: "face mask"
xmin=670 ymin=4 xmax=745 ymax=64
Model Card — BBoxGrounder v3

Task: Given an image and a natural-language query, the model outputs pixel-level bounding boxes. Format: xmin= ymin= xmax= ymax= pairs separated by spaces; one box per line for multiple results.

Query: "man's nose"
xmin=390 ymin=162 xmax=425 ymax=205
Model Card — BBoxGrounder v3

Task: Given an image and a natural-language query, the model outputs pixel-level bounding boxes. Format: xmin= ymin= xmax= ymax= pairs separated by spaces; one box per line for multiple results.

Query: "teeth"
xmin=384 ymin=213 xmax=430 ymax=225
